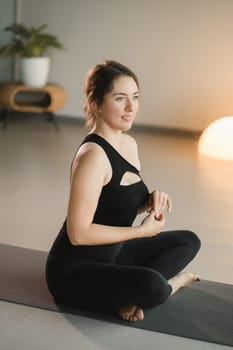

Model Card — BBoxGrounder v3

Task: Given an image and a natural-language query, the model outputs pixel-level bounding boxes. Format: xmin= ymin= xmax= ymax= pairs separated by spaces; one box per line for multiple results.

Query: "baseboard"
xmin=0 ymin=109 xmax=201 ymax=138
xmin=55 ymin=114 xmax=201 ymax=138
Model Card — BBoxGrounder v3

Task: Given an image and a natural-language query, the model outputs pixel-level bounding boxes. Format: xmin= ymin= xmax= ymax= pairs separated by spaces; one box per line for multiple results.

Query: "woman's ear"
xmin=91 ymin=102 xmax=100 ymax=117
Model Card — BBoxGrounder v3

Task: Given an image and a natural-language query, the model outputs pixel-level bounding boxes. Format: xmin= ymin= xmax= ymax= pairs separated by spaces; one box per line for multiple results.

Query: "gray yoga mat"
xmin=0 ymin=243 xmax=232 ymax=346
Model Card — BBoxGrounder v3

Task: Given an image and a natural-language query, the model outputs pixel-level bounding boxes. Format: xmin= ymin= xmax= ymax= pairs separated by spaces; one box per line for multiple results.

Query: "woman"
xmin=46 ymin=60 xmax=201 ymax=322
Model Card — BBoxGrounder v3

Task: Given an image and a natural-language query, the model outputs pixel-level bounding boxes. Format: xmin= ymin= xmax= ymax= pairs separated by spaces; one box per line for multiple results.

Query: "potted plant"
xmin=0 ymin=23 xmax=63 ymax=87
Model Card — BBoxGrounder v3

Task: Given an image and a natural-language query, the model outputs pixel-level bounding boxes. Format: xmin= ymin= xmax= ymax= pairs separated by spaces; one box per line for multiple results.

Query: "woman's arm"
xmin=66 ymin=144 xmax=164 ymax=246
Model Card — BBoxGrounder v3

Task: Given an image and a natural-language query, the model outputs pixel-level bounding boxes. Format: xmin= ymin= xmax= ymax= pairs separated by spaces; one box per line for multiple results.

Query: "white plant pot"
xmin=21 ymin=57 xmax=50 ymax=87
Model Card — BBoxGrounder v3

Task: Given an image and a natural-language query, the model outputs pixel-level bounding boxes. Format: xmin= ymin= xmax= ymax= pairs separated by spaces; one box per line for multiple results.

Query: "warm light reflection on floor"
xmin=198 ymin=116 xmax=233 ymax=160
xmin=197 ymin=154 xmax=233 ymax=190
xmin=197 ymin=154 xmax=233 ymax=239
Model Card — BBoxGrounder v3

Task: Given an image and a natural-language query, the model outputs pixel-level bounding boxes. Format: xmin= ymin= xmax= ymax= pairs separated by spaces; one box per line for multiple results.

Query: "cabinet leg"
xmin=1 ymin=109 xmax=10 ymax=129
xmin=47 ymin=112 xmax=59 ymax=131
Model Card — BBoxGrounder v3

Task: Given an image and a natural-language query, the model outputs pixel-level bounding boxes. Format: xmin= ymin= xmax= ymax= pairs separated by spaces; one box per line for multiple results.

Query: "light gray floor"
xmin=0 ymin=114 xmax=232 ymax=350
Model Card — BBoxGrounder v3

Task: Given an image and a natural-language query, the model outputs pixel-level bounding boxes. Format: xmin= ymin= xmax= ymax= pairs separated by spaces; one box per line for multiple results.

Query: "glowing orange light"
xmin=198 ymin=116 xmax=233 ymax=160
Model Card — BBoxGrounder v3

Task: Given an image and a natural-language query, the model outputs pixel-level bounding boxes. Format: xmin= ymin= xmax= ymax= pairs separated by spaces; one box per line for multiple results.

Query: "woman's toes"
xmin=118 ymin=304 xmax=136 ymax=321
xmin=129 ymin=315 xmax=136 ymax=322
xmin=118 ymin=304 xmax=144 ymax=322
xmin=135 ymin=307 xmax=144 ymax=321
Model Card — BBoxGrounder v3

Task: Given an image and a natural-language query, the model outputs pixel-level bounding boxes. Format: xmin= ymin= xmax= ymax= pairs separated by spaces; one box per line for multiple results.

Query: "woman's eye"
xmin=116 ymin=97 xmax=124 ymax=101
xmin=115 ymin=95 xmax=139 ymax=102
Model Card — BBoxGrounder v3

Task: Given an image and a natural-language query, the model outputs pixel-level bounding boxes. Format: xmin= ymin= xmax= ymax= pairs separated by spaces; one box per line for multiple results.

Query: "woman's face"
xmin=97 ymin=75 xmax=139 ymax=132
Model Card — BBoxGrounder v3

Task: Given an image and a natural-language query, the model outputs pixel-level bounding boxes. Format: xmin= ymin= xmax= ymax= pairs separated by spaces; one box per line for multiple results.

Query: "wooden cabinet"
xmin=0 ymin=82 xmax=66 ymax=128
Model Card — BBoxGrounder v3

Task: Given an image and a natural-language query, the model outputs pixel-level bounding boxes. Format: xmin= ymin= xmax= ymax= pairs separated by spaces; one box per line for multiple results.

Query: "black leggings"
xmin=54 ymin=230 xmax=201 ymax=312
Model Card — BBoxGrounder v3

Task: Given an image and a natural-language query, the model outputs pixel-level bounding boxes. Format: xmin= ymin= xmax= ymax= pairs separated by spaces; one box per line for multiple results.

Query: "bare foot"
xmin=118 ymin=304 xmax=144 ymax=322
xmin=168 ymin=271 xmax=200 ymax=296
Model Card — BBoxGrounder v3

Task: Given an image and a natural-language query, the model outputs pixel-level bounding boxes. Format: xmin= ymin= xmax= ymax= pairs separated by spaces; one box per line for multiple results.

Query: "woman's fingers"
xmin=167 ymin=195 xmax=172 ymax=212
xmin=150 ymin=190 xmax=172 ymax=217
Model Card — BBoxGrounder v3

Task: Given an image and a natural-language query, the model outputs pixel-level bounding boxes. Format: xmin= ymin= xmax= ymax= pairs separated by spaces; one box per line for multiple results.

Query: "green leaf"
xmin=0 ymin=23 xmax=63 ymax=57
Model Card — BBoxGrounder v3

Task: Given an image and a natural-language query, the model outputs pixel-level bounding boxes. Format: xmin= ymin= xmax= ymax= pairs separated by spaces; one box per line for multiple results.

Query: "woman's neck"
xmin=90 ymin=124 xmax=124 ymax=148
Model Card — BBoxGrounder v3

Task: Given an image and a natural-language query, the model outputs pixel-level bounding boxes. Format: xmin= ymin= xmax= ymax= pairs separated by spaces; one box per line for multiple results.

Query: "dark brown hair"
xmin=83 ymin=60 xmax=139 ymax=129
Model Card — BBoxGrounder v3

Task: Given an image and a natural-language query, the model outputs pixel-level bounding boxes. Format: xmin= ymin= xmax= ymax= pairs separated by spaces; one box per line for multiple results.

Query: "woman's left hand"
xmin=147 ymin=190 xmax=172 ymax=219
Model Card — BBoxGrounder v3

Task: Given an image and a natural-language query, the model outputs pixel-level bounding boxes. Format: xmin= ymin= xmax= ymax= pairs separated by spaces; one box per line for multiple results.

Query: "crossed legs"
xmin=54 ymin=230 xmax=201 ymax=321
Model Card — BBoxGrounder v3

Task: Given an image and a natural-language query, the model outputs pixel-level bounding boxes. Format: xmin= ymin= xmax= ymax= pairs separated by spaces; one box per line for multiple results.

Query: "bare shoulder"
xmin=122 ymin=133 xmax=138 ymax=152
xmin=74 ymin=141 xmax=109 ymax=163
xmin=71 ymin=141 xmax=111 ymax=183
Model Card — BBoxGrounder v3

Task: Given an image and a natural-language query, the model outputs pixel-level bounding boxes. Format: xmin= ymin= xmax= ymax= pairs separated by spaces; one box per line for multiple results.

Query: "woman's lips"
xmin=122 ymin=115 xmax=134 ymax=121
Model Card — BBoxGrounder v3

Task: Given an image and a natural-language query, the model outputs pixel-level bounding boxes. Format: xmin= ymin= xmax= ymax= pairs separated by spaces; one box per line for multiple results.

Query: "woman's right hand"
xmin=140 ymin=211 xmax=166 ymax=238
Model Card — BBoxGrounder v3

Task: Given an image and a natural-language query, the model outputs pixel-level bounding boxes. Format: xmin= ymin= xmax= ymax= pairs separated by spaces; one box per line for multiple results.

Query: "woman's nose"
xmin=125 ymin=99 xmax=133 ymax=111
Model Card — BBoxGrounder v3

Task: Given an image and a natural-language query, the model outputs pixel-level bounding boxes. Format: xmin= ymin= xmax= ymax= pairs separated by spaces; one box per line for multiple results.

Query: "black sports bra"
xmin=81 ymin=134 xmax=149 ymax=227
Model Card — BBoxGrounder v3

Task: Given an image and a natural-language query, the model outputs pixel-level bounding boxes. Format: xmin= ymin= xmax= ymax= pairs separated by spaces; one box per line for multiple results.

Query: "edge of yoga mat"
xmin=0 ymin=243 xmax=233 ymax=347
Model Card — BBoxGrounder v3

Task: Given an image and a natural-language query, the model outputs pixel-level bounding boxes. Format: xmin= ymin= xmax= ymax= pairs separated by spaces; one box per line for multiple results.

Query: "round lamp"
xmin=198 ymin=116 xmax=233 ymax=160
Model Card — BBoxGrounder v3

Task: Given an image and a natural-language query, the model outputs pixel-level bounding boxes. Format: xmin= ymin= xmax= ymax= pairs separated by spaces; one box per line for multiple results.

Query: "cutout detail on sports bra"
xmin=119 ymin=171 xmax=141 ymax=186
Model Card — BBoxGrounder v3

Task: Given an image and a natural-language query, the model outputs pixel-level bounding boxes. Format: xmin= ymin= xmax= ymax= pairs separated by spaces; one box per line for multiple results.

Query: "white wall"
xmin=19 ymin=0 xmax=233 ymax=132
